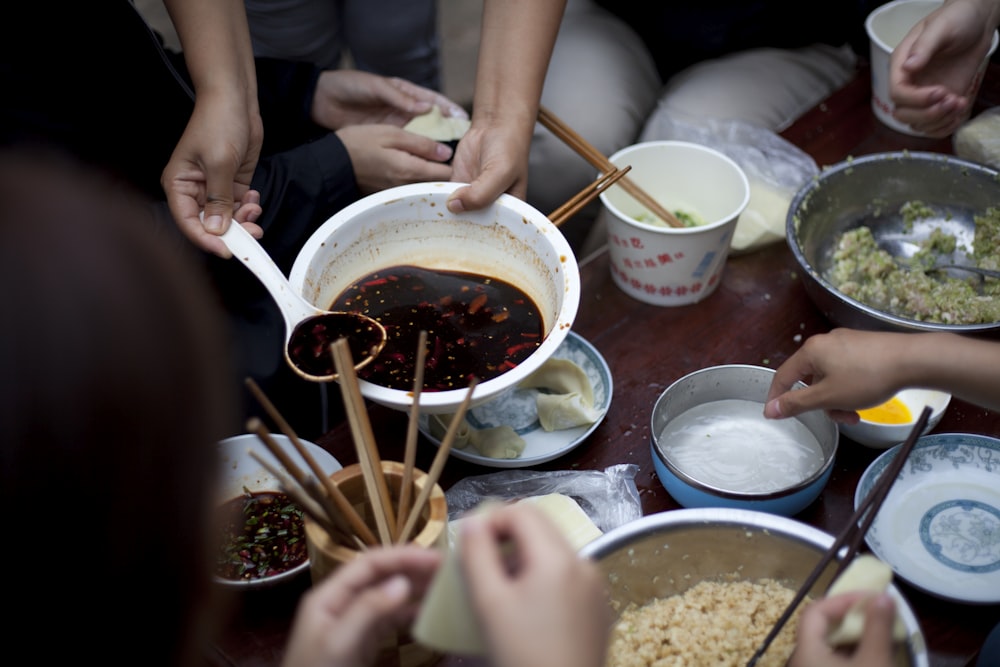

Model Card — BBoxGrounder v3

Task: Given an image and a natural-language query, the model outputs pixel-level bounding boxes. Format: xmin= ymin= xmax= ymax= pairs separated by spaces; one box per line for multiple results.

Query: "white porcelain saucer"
xmin=855 ymin=433 xmax=1000 ymax=604
xmin=418 ymin=331 xmax=612 ymax=468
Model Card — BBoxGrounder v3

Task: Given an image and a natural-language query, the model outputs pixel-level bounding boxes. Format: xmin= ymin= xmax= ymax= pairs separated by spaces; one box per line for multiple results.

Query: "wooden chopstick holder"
xmin=549 ymin=165 xmax=632 ymax=227
xmin=244 ymin=378 xmax=378 ymax=546
xmin=538 ymin=105 xmax=686 ymax=229
xmin=330 ymin=337 xmax=398 ymax=545
xmin=397 ymin=378 xmax=479 ymax=544
xmin=745 ymin=405 xmax=932 ymax=667
xmin=396 ymin=330 xmax=429 ymax=542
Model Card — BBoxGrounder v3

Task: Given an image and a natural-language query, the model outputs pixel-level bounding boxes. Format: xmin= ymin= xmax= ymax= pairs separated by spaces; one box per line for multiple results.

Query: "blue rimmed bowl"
xmin=856 ymin=432 xmax=1000 ymax=604
xmin=650 ymin=364 xmax=838 ymax=517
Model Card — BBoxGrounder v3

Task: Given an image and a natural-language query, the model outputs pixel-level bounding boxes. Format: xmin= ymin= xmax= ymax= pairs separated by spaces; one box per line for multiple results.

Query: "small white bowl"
xmin=214 ymin=433 xmax=342 ymax=588
xmin=288 ymin=182 xmax=580 ymax=414
xmin=839 ymin=388 xmax=951 ymax=449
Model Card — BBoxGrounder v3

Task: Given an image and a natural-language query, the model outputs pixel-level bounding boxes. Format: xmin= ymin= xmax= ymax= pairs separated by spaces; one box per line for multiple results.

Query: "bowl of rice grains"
xmin=580 ymin=507 xmax=929 ymax=667
xmin=787 ymin=151 xmax=1000 ymax=336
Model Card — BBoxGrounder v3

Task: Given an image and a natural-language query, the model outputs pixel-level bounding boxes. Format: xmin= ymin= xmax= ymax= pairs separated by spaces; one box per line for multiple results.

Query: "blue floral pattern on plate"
xmin=418 ymin=330 xmax=613 ymax=468
xmin=856 ymin=433 xmax=1000 ymax=604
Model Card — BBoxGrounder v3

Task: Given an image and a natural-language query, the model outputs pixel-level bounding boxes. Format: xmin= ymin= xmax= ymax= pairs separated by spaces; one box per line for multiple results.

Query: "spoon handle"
xmin=218 ymin=219 xmax=317 ymax=324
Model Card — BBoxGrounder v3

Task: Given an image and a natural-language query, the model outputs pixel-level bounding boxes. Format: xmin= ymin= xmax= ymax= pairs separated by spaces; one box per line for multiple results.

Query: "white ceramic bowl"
xmin=288 ymin=182 xmax=580 ymax=414
xmin=650 ymin=364 xmax=839 ymax=517
xmin=214 ymin=433 xmax=342 ymax=588
xmin=839 ymin=388 xmax=951 ymax=449
xmin=856 ymin=433 xmax=1000 ymax=604
xmin=580 ymin=508 xmax=928 ymax=666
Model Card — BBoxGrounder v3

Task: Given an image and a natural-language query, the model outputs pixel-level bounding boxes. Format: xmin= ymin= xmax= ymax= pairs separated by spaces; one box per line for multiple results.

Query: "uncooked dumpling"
xmin=825 ymin=554 xmax=907 ymax=646
xmin=428 ymin=414 xmax=526 ymax=459
xmin=403 ymin=106 xmax=470 ymax=141
xmin=519 ymin=357 xmax=602 ymax=431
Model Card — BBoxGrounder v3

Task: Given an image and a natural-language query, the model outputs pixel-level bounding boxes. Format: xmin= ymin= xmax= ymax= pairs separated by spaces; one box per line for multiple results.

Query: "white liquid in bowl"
xmin=659 ymin=399 xmax=824 ymax=493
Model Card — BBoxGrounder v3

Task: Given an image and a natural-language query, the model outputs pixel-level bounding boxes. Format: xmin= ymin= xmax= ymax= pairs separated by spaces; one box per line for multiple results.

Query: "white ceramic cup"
xmin=866 ymin=0 xmax=999 ymax=136
xmin=598 ymin=141 xmax=750 ymax=307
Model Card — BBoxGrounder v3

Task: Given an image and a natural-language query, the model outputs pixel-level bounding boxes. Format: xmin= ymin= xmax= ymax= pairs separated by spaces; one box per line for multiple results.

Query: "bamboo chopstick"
xmin=538 ymin=105 xmax=686 ymax=229
xmin=745 ymin=406 xmax=932 ymax=667
xmin=397 ymin=377 xmax=479 ymax=544
xmin=244 ymin=377 xmax=378 ymax=546
xmin=395 ymin=330 xmax=429 ymax=542
xmin=329 ymin=337 xmax=397 ymax=545
xmin=549 ymin=165 xmax=632 ymax=227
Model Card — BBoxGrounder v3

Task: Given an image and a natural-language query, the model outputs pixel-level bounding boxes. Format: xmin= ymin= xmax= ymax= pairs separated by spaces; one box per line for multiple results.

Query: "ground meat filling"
xmin=827 ymin=206 xmax=1000 ymax=325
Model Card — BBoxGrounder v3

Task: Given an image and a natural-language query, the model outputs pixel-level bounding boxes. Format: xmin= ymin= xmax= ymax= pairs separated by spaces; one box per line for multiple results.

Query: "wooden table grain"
xmin=211 ymin=64 xmax=1000 ymax=667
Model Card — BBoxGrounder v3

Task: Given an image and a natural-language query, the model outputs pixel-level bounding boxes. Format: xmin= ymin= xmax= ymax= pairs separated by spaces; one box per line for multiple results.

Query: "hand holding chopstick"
xmin=745 ymin=405 xmax=932 ymax=667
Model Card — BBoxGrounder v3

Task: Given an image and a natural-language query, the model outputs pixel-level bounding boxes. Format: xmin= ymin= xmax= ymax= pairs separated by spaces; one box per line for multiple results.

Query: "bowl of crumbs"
xmin=580 ymin=507 xmax=929 ymax=667
xmin=787 ymin=151 xmax=1000 ymax=335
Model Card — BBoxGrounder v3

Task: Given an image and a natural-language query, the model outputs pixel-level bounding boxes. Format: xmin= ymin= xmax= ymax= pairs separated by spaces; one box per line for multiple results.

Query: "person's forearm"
xmin=946 ymin=0 xmax=1000 ymax=30
xmin=473 ymin=0 xmax=566 ymax=127
xmin=900 ymin=332 xmax=1000 ymax=411
xmin=163 ymin=0 xmax=258 ymax=105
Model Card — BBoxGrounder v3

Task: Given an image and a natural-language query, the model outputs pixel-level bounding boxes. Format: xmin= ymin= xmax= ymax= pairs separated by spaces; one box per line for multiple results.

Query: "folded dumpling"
xmin=519 ymin=357 xmax=602 ymax=431
xmin=428 ymin=413 xmax=526 ymax=459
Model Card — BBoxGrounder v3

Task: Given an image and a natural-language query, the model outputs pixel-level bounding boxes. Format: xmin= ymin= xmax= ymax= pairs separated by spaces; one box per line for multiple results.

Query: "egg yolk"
xmin=858 ymin=396 xmax=913 ymax=424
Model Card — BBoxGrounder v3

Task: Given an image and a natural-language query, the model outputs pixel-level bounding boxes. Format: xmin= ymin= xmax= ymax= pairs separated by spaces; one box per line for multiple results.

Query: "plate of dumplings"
xmin=418 ymin=331 xmax=613 ymax=468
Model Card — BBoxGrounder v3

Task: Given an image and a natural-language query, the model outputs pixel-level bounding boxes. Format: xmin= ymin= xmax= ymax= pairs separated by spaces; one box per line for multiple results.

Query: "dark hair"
xmin=0 ymin=148 xmax=238 ymax=665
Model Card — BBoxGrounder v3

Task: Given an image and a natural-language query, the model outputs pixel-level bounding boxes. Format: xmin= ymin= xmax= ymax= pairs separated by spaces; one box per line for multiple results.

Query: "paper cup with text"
xmin=599 ymin=141 xmax=749 ymax=307
xmin=866 ymin=0 xmax=998 ymax=136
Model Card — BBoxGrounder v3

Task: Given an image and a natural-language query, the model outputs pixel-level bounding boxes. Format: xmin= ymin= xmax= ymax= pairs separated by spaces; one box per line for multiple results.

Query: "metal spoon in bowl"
xmin=219 ymin=220 xmax=386 ymax=382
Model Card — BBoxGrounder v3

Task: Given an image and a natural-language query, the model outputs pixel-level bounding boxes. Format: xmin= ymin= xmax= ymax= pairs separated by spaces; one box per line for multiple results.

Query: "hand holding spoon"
xmin=218 ymin=219 xmax=386 ymax=382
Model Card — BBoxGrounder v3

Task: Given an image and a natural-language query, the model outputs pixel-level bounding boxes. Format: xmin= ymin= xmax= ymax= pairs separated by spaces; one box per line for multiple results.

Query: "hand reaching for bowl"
xmin=764 ymin=328 xmax=1000 ymax=422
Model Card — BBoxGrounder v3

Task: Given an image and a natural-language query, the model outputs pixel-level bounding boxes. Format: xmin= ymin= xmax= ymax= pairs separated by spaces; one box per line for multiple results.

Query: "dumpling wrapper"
xmin=403 ymin=106 xmax=471 ymax=141
xmin=825 ymin=554 xmax=907 ymax=646
xmin=519 ymin=357 xmax=602 ymax=432
xmin=413 ymin=495 xmax=602 ymax=655
xmin=428 ymin=413 xmax=525 ymax=459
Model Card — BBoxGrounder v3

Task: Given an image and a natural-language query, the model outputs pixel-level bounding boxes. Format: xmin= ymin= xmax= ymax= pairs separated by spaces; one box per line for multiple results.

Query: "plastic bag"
xmin=954 ymin=106 xmax=1000 ymax=170
xmin=444 ymin=463 xmax=641 ymax=533
xmin=640 ymin=114 xmax=819 ymax=254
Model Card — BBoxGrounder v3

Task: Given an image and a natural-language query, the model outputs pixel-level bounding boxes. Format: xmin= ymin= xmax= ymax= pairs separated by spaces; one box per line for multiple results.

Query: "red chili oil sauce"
xmin=328 ymin=265 xmax=543 ymax=391
xmin=216 ymin=490 xmax=307 ymax=582
xmin=286 ymin=313 xmax=384 ymax=378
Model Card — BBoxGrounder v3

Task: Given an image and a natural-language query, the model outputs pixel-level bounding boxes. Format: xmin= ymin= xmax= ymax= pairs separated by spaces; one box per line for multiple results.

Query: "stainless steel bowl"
xmin=580 ymin=508 xmax=929 ymax=666
xmin=786 ymin=151 xmax=1000 ymax=335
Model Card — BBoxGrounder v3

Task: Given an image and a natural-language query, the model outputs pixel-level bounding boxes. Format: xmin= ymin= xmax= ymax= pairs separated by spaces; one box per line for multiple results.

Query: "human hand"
xmin=336 ymin=124 xmax=455 ymax=195
xmin=763 ymin=329 xmax=913 ymax=424
xmin=788 ymin=592 xmax=897 ymax=667
xmin=161 ymin=90 xmax=264 ymax=257
xmin=280 ymin=545 xmax=442 ymax=667
xmin=312 ymin=70 xmax=467 ymax=131
xmin=457 ymin=503 xmax=610 ymax=667
xmin=890 ymin=0 xmax=1000 ymax=136
xmin=447 ymin=116 xmax=531 ymax=214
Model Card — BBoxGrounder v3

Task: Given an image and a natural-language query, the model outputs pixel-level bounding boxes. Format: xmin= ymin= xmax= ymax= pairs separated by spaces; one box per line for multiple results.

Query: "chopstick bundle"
xmin=538 ymin=105 xmax=686 ymax=229
xmin=548 ymin=165 xmax=632 ymax=227
xmin=330 ymin=337 xmax=398 ymax=545
xmin=745 ymin=405 xmax=932 ymax=667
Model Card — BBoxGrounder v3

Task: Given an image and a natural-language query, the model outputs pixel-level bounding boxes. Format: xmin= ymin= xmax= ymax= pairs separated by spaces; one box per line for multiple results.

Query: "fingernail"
xmin=205 ymin=214 xmax=224 ymax=233
xmin=380 ymin=575 xmax=410 ymax=602
xmin=436 ymin=143 xmax=453 ymax=161
xmin=764 ymin=399 xmax=783 ymax=419
xmin=447 ymin=198 xmax=465 ymax=214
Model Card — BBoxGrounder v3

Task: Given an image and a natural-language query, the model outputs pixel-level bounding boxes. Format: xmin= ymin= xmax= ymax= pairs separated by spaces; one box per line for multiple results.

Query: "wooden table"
xmin=212 ymin=65 xmax=1000 ymax=667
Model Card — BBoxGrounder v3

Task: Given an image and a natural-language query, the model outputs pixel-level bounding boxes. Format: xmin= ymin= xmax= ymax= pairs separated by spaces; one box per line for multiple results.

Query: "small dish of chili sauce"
xmin=215 ymin=489 xmax=308 ymax=585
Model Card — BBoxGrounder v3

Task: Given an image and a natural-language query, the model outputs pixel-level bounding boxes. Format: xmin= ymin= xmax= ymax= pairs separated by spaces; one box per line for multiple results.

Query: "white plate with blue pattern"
xmin=855 ymin=433 xmax=1000 ymax=604
xmin=418 ymin=330 xmax=612 ymax=468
